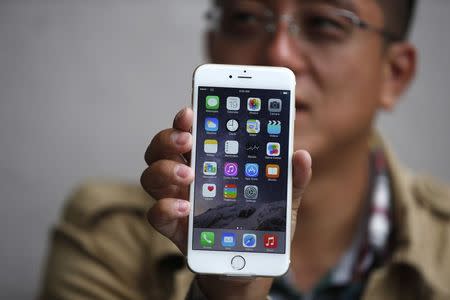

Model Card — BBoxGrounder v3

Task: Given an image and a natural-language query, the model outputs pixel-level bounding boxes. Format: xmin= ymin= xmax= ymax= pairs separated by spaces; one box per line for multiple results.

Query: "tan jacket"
xmin=39 ymin=138 xmax=450 ymax=300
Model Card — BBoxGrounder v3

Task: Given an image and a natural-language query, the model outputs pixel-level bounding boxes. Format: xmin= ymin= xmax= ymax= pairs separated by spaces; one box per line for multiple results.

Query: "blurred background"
xmin=0 ymin=0 xmax=449 ymax=298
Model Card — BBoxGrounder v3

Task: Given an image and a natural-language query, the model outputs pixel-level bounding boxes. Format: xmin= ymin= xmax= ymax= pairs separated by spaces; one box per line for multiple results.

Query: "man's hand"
xmin=141 ymin=107 xmax=312 ymax=299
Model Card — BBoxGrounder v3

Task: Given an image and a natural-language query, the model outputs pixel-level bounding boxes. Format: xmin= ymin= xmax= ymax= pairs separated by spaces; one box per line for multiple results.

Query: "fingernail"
xmin=175 ymin=164 xmax=190 ymax=179
xmin=177 ymin=200 xmax=190 ymax=214
xmin=174 ymin=108 xmax=186 ymax=122
xmin=171 ymin=132 xmax=190 ymax=146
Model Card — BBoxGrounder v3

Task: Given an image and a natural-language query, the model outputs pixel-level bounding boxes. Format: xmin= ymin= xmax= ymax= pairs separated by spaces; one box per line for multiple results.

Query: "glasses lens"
xmin=296 ymin=6 xmax=355 ymax=44
xmin=218 ymin=1 xmax=271 ymax=41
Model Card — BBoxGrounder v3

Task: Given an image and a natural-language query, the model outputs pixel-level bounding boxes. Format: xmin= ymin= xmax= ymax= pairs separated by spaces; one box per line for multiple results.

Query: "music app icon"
xmin=263 ymin=234 xmax=278 ymax=249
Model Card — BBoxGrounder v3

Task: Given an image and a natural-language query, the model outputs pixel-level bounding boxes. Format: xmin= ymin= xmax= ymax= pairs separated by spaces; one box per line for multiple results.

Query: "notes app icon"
xmin=263 ymin=234 xmax=278 ymax=249
xmin=204 ymin=139 xmax=218 ymax=153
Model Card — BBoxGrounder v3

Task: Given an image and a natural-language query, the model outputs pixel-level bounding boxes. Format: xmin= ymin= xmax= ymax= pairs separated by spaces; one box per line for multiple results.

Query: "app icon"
xmin=267 ymin=120 xmax=281 ymax=135
xmin=266 ymin=164 xmax=280 ymax=179
xmin=203 ymin=161 xmax=217 ymax=175
xmin=225 ymin=140 xmax=239 ymax=155
xmin=244 ymin=185 xmax=258 ymax=199
xmin=245 ymin=142 xmax=260 ymax=156
xmin=266 ymin=142 xmax=280 ymax=157
xmin=243 ymin=233 xmax=257 ymax=248
xmin=224 ymin=184 xmax=237 ymax=199
xmin=206 ymin=95 xmax=220 ymax=110
xmin=268 ymin=99 xmax=282 ymax=112
xmin=264 ymin=234 xmax=278 ymax=249
xmin=221 ymin=232 xmax=236 ymax=247
xmin=224 ymin=162 xmax=238 ymax=177
xmin=226 ymin=119 xmax=239 ymax=132
xmin=205 ymin=118 xmax=219 ymax=132
xmin=200 ymin=231 xmax=215 ymax=247
xmin=245 ymin=163 xmax=259 ymax=178
xmin=226 ymin=97 xmax=240 ymax=111
xmin=202 ymin=183 xmax=216 ymax=198
xmin=246 ymin=119 xmax=260 ymax=134
xmin=247 ymin=98 xmax=261 ymax=111
xmin=204 ymin=139 xmax=218 ymax=153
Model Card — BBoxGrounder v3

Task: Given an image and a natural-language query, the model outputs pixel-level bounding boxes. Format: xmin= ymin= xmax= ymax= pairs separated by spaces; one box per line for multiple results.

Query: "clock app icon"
xmin=226 ymin=119 xmax=239 ymax=132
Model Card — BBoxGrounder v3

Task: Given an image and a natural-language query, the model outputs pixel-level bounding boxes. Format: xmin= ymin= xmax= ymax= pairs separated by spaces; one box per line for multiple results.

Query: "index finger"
xmin=173 ymin=107 xmax=193 ymax=132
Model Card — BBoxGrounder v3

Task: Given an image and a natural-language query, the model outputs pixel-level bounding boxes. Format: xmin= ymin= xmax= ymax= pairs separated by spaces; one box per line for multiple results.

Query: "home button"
xmin=231 ymin=255 xmax=246 ymax=270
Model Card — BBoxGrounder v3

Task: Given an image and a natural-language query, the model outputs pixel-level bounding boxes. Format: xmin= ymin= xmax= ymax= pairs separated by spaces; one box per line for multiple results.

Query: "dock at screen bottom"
xmin=192 ymin=229 xmax=286 ymax=254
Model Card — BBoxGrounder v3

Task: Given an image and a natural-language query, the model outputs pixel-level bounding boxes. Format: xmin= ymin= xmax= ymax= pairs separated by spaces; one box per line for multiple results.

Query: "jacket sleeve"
xmin=38 ymin=181 xmax=193 ymax=300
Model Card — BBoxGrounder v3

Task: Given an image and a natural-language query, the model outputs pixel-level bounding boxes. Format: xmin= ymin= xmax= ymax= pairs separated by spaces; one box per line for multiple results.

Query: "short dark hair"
xmin=378 ymin=0 xmax=417 ymax=40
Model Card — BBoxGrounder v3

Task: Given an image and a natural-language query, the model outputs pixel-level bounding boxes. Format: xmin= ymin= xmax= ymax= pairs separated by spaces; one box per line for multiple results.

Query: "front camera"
xmin=229 ymin=75 xmax=233 ymax=78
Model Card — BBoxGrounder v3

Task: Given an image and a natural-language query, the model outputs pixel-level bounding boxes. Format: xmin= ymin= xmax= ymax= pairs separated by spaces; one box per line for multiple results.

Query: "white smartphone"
xmin=187 ymin=64 xmax=296 ymax=277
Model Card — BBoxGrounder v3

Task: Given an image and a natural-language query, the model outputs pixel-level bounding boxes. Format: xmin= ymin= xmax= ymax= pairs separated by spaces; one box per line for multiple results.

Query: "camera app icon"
xmin=268 ymin=99 xmax=282 ymax=113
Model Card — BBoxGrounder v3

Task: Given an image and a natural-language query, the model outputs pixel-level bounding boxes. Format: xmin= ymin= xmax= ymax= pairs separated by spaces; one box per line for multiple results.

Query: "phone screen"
xmin=192 ymin=86 xmax=292 ymax=254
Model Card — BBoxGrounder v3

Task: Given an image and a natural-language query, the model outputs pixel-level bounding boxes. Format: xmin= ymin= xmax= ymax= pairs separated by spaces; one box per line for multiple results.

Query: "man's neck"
xmin=291 ymin=137 xmax=371 ymax=291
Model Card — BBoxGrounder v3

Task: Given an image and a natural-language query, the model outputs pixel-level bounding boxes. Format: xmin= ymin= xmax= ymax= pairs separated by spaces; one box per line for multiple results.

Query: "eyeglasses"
xmin=206 ymin=2 xmax=401 ymax=51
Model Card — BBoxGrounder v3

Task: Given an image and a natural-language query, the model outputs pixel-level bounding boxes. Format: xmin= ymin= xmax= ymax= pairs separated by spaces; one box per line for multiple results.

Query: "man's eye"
xmin=304 ymin=15 xmax=346 ymax=31
xmin=228 ymin=11 xmax=260 ymax=25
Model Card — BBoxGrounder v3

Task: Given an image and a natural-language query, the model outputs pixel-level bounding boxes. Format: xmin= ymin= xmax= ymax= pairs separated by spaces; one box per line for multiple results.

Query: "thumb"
xmin=292 ymin=150 xmax=312 ymax=209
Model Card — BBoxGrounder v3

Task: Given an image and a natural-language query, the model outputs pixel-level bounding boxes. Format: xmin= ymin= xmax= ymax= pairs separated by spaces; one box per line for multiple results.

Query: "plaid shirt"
xmin=270 ymin=149 xmax=392 ymax=300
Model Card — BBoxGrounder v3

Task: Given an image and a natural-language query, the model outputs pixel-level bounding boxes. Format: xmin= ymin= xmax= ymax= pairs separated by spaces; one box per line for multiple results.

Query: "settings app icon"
xmin=244 ymin=185 xmax=258 ymax=200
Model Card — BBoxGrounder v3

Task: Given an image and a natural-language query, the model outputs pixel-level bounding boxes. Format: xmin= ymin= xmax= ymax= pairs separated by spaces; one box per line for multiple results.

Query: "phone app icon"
xmin=267 ymin=120 xmax=281 ymax=135
xmin=203 ymin=161 xmax=217 ymax=175
xmin=268 ymin=99 xmax=282 ymax=112
xmin=225 ymin=140 xmax=239 ymax=155
xmin=204 ymin=139 xmax=218 ymax=154
xmin=266 ymin=142 xmax=281 ymax=157
xmin=206 ymin=95 xmax=220 ymax=110
xmin=202 ymin=183 xmax=216 ymax=198
xmin=200 ymin=231 xmax=215 ymax=247
xmin=247 ymin=98 xmax=261 ymax=112
xmin=226 ymin=119 xmax=239 ymax=132
xmin=266 ymin=164 xmax=280 ymax=179
xmin=244 ymin=185 xmax=258 ymax=200
xmin=244 ymin=163 xmax=259 ymax=178
xmin=245 ymin=142 xmax=260 ymax=156
xmin=226 ymin=97 xmax=240 ymax=111
xmin=205 ymin=118 xmax=219 ymax=132
xmin=224 ymin=184 xmax=237 ymax=199
xmin=221 ymin=232 xmax=236 ymax=247
xmin=224 ymin=162 xmax=238 ymax=177
xmin=243 ymin=233 xmax=257 ymax=248
xmin=264 ymin=234 xmax=278 ymax=249
xmin=246 ymin=119 xmax=260 ymax=134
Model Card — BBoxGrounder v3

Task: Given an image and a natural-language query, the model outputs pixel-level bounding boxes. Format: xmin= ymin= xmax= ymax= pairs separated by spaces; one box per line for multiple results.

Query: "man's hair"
xmin=378 ymin=0 xmax=417 ymax=40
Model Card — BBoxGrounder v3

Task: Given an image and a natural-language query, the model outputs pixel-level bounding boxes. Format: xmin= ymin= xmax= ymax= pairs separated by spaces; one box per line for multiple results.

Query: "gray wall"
xmin=0 ymin=0 xmax=449 ymax=298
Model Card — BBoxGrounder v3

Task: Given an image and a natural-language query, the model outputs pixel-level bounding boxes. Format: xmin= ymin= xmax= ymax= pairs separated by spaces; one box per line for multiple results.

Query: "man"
xmin=39 ymin=0 xmax=450 ymax=299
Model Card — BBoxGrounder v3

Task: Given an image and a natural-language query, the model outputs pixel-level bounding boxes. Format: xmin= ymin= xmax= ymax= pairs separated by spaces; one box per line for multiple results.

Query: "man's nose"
xmin=261 ymin=21 xmax=307 ymax=74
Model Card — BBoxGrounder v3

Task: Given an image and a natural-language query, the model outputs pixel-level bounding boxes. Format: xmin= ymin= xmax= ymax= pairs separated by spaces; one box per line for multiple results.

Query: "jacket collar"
xmin=372 ymin=132 xmax=450 ymax=295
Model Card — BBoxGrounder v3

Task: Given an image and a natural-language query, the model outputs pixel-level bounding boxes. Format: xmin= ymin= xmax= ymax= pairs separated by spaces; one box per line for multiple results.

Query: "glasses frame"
xmin=206 ymin=4 xmax=402 ymax=44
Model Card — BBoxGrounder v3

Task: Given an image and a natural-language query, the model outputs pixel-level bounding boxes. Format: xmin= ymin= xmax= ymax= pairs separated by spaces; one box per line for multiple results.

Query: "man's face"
xmin=208 ymin=0 xmax=389 ymax=161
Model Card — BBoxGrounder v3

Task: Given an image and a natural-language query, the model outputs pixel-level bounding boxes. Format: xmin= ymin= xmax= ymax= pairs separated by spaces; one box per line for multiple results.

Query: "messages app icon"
xmin=206 ymin=96 xmax=220 ymax=110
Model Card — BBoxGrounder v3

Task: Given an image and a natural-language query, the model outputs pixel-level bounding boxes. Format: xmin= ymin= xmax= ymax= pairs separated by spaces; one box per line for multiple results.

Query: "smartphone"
xmin=187 ymin=64 xmax=296 ymax=277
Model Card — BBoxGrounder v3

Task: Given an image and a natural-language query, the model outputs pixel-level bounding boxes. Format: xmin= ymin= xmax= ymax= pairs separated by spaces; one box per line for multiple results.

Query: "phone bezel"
xmin=187 ymin=64 xmax=296 ymax=277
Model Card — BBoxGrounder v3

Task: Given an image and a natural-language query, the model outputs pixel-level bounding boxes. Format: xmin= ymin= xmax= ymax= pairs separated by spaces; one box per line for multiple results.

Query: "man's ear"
xmin=380 ymin=42 xmax=417 ymax=111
